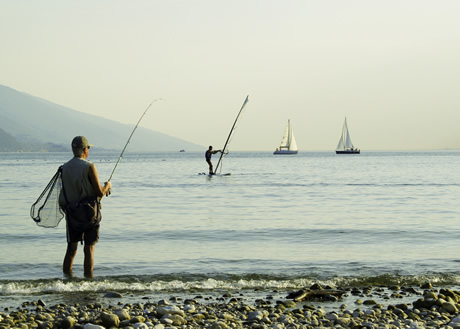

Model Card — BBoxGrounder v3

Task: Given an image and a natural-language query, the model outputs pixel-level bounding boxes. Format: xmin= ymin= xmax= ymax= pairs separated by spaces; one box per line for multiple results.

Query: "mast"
xmin=214 ymin=95 xmax=249 ymax=173
xmin=336 ymin=117 xmax=354 ymax=150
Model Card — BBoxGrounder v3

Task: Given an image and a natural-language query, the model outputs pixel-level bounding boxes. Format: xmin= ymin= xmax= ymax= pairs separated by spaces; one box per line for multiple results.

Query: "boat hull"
xmin=274 ymin=150 xmax=298 ymax=155
xmin=336 ymin=150 xmax=360 ymax=154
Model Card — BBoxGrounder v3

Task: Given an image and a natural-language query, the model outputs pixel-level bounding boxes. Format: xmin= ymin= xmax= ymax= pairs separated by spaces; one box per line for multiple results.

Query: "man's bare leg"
xmin=84 ymin=244 xmax=95 ymax=278
xmin=63 ymin=242 xmax=78 ymax=276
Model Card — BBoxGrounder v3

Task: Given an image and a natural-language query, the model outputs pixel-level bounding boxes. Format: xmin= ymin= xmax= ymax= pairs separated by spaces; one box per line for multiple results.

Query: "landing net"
xmin=30 ymin=166 xmax=65 ymax=228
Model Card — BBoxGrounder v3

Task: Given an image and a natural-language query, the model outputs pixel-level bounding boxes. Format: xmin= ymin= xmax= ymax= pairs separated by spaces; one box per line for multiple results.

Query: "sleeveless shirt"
xmin=59 ymin=157 xmax=96 ymax=206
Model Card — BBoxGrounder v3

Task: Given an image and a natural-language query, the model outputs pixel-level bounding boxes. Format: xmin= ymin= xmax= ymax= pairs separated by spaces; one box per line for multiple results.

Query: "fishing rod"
xmin=214 ymin=95 xmax=249 ymax=173
xmin=106 ymin=99 xmax=163 ymax=191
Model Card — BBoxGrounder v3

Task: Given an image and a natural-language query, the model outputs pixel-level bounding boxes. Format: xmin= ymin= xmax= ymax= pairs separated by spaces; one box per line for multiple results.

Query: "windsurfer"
xmin=205 ymin=146 xmax=222 ymax=175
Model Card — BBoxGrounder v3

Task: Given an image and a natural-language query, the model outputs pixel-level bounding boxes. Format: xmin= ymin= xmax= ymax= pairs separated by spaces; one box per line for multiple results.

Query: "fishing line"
xmin=107 ymin=98 xmax=164 ymax=191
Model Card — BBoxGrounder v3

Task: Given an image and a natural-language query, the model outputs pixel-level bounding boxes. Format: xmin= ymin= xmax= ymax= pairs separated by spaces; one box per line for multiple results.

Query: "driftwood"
xmin=286 ymin=288 xmax=346 ymax=302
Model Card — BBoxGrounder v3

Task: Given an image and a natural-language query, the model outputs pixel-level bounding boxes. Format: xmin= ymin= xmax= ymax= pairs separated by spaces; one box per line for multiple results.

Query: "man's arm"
xmin=88 ymin=163 xmax=112 ymax=198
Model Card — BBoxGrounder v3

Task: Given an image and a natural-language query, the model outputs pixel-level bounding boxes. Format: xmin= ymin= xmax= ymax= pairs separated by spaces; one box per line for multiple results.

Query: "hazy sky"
xmin=2 ymin=1 xmax=460 ymax=151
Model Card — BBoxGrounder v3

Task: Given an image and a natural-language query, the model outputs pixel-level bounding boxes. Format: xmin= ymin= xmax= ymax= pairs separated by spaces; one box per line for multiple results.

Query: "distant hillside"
xmin=0 ymin=85 xmax=203 ymax=152
xmin=0 ymin=128 xmax=67 ymax=152
xmin=0 ymin=128 xmax=23 ymax=151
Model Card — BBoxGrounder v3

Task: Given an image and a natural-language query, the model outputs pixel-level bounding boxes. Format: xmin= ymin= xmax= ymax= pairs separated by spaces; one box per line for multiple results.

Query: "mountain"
xmin=0 ymin=85 xmax=203 ymax=152
xmin=0 ymin=128 xmax=68 ymax=152
xmin=0 ymin=128 xmax=24 ymax=151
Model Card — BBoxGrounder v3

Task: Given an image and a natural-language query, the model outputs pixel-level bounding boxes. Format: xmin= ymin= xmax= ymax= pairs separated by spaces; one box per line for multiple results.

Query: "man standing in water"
xmin=59 ymin=136 xmax=112 ymax=278
xmin=205 ymin=145 xmax=222 ymax=175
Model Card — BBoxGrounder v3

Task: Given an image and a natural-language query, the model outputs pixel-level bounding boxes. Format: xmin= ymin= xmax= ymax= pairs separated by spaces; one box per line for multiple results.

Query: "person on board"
xmin=59 ymin=136 xmax=112 ymax=278
xmin=205 ymin=145 xmax=222 ymax=175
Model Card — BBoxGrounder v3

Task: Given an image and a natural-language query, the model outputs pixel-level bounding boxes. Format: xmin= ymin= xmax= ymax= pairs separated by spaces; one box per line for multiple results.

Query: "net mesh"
xmin=30 ymin=166 xmax=65 ymax=228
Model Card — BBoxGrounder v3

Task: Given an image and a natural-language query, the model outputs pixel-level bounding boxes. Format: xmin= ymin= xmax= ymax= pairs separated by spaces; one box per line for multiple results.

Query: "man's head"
xmin=208 ymin=146 xmax=213 ymax=150
xmin=72 ymin=136 xmax=93 ymax=157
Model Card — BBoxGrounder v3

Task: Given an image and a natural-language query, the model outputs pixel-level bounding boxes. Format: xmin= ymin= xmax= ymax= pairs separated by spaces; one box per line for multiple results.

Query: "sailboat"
xmin=336 ymin=117 xmax=360 ymax=154
xmin=273 ymin=120 xmax=298 ymax=155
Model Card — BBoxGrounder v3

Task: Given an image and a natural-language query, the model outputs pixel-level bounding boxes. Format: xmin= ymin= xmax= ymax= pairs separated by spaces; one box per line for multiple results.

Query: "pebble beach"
xmin=3 ymin=283 xmax=460 ymax=329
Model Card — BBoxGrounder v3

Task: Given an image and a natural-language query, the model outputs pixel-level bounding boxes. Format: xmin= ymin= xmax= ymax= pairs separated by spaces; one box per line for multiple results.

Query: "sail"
xmin=214 ymin=95 xmax=249 ymax=173
xmin=336 ymin=117 xmax=355 ymax=150
xmin=278 ymin=120 xmax=298 ymax=151
xmin=288 ymin=126 xmax=298 ymax=151
xmin=279 ymin=124 xmax=290 ymax=149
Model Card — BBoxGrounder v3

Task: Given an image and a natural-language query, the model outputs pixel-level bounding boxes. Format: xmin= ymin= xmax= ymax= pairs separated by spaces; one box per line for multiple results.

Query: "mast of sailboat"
xmin=287 ymin=119 xmax=292 ymax=150
xmin=214 ymin=95 xmax=249 ymax=174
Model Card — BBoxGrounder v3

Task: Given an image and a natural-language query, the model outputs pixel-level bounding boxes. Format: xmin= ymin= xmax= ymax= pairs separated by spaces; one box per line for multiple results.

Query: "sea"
xmin=1 ymin=150 xmax=460 ymax=311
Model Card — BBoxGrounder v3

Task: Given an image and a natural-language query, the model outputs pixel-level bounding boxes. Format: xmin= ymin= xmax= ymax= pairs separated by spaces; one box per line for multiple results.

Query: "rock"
xmin=103 ymin=292 xmax=123 ymax=298
xmin=247 ymin=311 xmax=264 ymax=321
xmin=210 ymin=321 xmax=228 ymax=329
xmin=184 ymin=304 xmax=195 ymax=313
xmin=36 ymin=313 xmax=53 ymax=321
xmin=37 ymin=321 xmax=53 ymax=329
xmin=101 ymin=312 xmax=120 ymax=328
xmin=133 ymin=323 xmax=149 ymax=329
xmin=440 ymin=289 xmax=460 ymax=303
xmin=423 ymin=291 xmax=437 ymax=299
xmin=310 ymin=283 xmax=323 ymax=290
xmin=282 ymin=300 xmax=296 ymax=308
xmin=407 ymin=312 xmax=421 ymax=321
xmin=162 ymin=314 xmax=186 ymax=326
xmin=156 ymin=305 xmax=184 ymax=317
xmin=413 ymin=297 xmax=436 ymax=310
xmin=130 ymin=316 xmax=145 ymax=324
xmin=286 ymin=289 xmax=345 ymax=302
xmin=325 ymin=312 xmax=338 ymax=321
xmin=442 ymin=302 xmax=458 ymax=314
xmin=363 ymin=299 xmax=377 ymax=305
xmin=286 ymin=289 xmax=309 ymax=301
xmin=113 ymin=309 xmax=130 ymax=321
xmin=160 ymin=317 xmax=173 ymax=325
xmin=83 ymin=324 xmax=105 ymax=329
xmin=449 ymin=316 xmax=460 ymax=328
xmin=420 ymin=282 xmax=432 ymax=289
xmin=59 ymin=316 xmax=77 ymax=329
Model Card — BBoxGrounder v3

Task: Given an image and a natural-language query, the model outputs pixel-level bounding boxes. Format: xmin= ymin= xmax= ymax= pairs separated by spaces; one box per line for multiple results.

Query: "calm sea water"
xmin=1 ymin=150 xmax=459 ymax=308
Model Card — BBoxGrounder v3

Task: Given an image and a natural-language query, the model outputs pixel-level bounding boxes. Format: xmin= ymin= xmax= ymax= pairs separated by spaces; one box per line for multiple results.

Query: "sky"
xmin=1 ymin=0 xmax=460 ymax=151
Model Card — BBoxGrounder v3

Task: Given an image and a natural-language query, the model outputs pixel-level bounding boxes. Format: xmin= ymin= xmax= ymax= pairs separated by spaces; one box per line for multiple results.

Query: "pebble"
xmin=3 ymin=286 xmax=460 ymax=328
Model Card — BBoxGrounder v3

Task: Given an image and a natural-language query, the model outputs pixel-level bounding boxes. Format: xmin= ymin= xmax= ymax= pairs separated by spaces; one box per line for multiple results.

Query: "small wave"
xmin=2 ymin=272 xmax=460 ymax=296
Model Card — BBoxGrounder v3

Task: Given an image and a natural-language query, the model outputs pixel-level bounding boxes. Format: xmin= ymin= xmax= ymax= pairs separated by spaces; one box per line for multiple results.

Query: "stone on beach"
xmin=100 ymin=312 xmax=120 ymax=328
xmin=286 ymin=285 xmax=346 ymax=302
xmin=113 ymin=309 xmax=131 ymax=321
xmin=3 ymin=284 xmax=460 ymax=329
xmin=83 ymin=324 xmax=104 ymax=329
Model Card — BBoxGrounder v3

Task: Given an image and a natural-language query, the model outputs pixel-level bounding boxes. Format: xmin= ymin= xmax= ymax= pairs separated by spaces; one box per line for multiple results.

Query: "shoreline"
xmin=3 ymin=284 xmax=460 ymax=328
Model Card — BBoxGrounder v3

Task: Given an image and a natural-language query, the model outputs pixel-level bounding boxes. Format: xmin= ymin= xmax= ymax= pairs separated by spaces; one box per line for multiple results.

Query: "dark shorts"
xmin=66 ymin=219 xmax=99 ymax=245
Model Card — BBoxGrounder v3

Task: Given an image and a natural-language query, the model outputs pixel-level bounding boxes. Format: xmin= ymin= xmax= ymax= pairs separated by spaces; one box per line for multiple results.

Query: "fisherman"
xmin=59 ymin=136 xmax=112 ymax=278
xmin=205 ymin=145 xmax=222 ymax=175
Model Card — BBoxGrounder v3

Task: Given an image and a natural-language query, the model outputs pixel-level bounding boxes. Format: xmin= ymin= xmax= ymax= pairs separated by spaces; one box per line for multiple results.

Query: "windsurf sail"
xmin=214 ymin=95 xmax=249 ymax=174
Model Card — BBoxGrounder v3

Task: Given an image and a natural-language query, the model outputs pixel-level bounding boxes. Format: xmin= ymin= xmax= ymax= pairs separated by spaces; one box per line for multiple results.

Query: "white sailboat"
xmin=336 ymin=117 xmax=360 ymax=154
xmin=274 ymin=120 xmax=298 ymax=155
